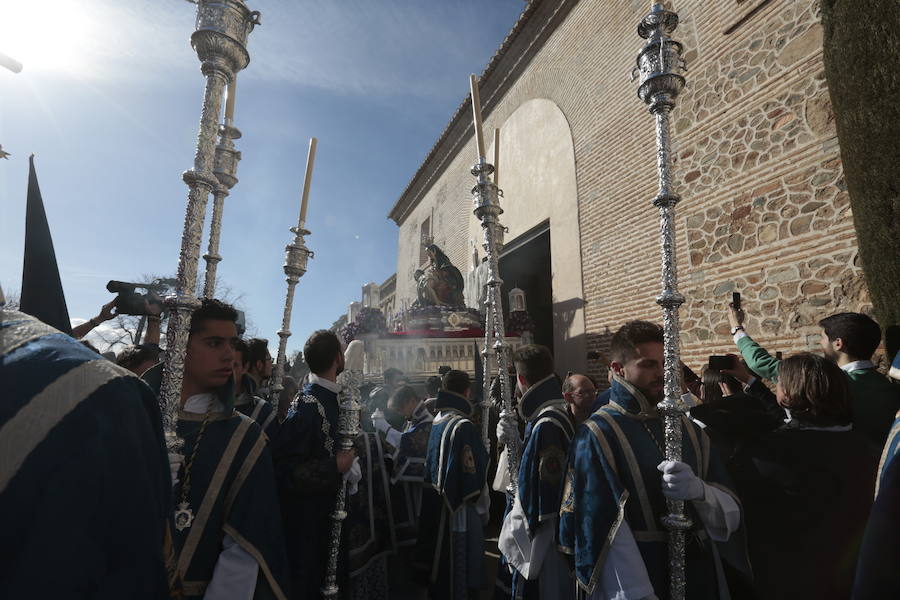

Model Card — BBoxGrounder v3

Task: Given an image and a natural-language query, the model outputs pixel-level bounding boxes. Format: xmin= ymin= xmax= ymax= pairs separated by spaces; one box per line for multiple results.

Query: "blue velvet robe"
xmin=142 ymin=363 xmax=290 ymax=600
xmin=273 ymin=381 xmax=344 ymax=600
xmin=346 ymin=430 xmax=397 ymax=580
xmin=414 ymin=390 xmax=489 ymax=600
xmin=391 ymin=401 xmax=434 ymax=547
xmin=507 ymin=375 xmax=575 ymax=599
xmin=1 ymin=311 xmax=172 ymax=598
xmin=558 ymin=378 xmax=744 ymax=599
xmin=174 ymin=411 xmax=290 ymax=599
xmin=236 ymin=392 xmax=280 ymax=442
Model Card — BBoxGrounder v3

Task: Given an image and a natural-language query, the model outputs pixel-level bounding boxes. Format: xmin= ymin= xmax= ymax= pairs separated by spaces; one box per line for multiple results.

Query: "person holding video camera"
xmin=70 ymin=298 xmax=118 ymax=339
xmin=727 ymin=302 xmax=899 ymax=447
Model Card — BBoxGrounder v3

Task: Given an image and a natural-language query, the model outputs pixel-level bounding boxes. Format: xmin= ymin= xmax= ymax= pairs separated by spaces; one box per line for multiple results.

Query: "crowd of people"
xmin=2 ymin=291 xmax=899 ymax=600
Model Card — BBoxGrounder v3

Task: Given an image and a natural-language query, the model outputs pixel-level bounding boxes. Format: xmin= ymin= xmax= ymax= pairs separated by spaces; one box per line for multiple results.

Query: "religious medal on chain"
xmin=174 ymin=502 xmax=195 ymax=531
xmin=174 ymin=410 xmax=213 ymax=531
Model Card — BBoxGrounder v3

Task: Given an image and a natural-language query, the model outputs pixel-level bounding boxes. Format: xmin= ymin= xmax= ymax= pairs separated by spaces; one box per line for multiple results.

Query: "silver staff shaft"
xmin=634 ymin=4 xmax=691 ymax=599
xmin=202 ymin=79 xmax=242 ymax=298
xmin=160 ymin=0 xmax=260 ymax=454
xmin=321 ymin=368 xmax=363 ymax=598
xmin=472 ymin=158 xmax=519 ymax=495
xmin=480 ymin=305 xmax=494 ymax=452
xmin=270 ymin=227 xmax=313 ymax=404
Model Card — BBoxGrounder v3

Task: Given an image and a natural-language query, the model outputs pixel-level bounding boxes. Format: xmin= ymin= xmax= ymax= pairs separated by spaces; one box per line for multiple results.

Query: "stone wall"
xmin=391 ymin=0 xmax=871 ymax=379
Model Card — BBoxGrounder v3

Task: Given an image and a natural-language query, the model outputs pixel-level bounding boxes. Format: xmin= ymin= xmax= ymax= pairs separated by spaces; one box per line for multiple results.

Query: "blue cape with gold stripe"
xmin=558 ymin=378 xmax=745 ymax=597
xmin=414 ymin=398 xmax=488 ymax=586
xmin=1 ymin=310 xmax=171 ymax=598
xmin=143 ymin=360 xmax=290 ymax=599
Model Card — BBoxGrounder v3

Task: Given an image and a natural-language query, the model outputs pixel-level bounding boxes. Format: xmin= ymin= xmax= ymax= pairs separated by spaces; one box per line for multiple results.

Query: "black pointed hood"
xmin=20 ymin=156 xmax=71 ymax=334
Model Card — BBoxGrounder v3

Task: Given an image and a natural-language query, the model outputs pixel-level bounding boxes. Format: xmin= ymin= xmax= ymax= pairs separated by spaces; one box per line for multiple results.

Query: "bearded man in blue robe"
xmin=559 ymin=321 xmax=747 ymax=599
xmin=497 ymin=344 xmax=574 ymax=599
xmin=273 ymin=330 xmax=361 ymax=600
xmin=144 ymin=299 xmax=290 ymax=600
xmin=234 ymin=337 xmax=280 ymax=440
xmin=1 ymin=305 xmax=173 ymax=598
xmin=414 ymin=369 xmax=489 ymax=600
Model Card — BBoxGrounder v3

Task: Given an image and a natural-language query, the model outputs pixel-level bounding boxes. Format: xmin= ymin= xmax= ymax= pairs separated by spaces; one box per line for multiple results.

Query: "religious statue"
xmin=414 ymin=243 xmax=465 ymax=307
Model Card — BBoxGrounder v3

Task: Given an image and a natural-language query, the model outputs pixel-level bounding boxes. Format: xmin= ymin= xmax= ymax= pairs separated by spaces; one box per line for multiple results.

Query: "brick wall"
xmin=393 ymin=0 xmax=869 ymax=380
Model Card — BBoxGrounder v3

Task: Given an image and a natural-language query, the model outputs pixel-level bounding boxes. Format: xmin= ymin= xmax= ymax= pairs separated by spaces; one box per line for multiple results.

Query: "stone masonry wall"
xmin=393 ymin=0 xmax=871 ymax=380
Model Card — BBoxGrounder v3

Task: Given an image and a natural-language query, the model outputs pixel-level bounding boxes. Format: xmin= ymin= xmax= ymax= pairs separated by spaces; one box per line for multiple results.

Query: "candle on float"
xmin=298 ymin=137 xmax=317 ymax=228
xmin=225 ymin=76 xmax=237 ymax=125
xmin=493 ymin=128 xmax=500 ymax=185
xmin=469 ymin=74 xmax=486 ymax=159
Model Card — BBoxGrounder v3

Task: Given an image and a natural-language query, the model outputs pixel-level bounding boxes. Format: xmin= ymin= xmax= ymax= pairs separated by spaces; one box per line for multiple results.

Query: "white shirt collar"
xmin=183 ymin=393 xmax=225 ymax=414
xmin=309 ymin=373 xmax=341 ymax=393
xmin=842 ymin=360 xmax=875 ymax=372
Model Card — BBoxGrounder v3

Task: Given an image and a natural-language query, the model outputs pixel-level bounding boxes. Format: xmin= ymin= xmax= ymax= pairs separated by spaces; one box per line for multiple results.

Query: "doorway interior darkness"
xmin=499 ymin=223 xmax=552 ymax=354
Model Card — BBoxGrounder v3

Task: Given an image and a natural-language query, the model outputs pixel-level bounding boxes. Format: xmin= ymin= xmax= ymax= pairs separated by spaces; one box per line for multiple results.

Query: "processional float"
xmin=469 ymin=75 xmax=520 ymax=495
xmin=159 ymin=0 xmax=260 ymax=530
xmin=269 ymin=138 xmax=317 ymax=406
xmin=633 ymin=4 xmax=691 ymax=599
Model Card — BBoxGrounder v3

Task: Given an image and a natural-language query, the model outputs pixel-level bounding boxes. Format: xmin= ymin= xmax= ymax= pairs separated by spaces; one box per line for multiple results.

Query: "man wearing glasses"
xmin=562 ymin=372 xmax=597 ymax=425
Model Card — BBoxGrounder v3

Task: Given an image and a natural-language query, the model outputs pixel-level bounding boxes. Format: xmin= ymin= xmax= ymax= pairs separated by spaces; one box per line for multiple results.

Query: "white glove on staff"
xmin=169 ymin=453 xmax=184 ymax=487
xmin=658 ymin=460 xmax=705 ymax=501
xmin=371 ymin=409 xmax=390 ymax=433
xmin=344 ymin=457 xmax=362 ymax=495
xmin=496 ymin=417 xmax=519 ymax=447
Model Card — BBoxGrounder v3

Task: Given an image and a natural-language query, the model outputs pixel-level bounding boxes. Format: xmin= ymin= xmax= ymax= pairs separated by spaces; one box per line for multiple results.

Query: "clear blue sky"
xmin=0 ymin=0 xmax=524 ymax=356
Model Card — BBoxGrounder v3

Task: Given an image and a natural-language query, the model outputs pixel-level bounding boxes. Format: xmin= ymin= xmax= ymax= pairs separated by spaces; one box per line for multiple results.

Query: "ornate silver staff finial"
xmin=634 ymin=3 xmax=690 ymax=599
xmin=469 ymin=74 xmax=519 ymax=495
xmin=322 ymin=340 xmax=364 ymax=598
xmin=270 ymin=138 xmax=317 ymax=405
xmin=202 ymin=76 xmax=243 ymax=298
xmin=159 ymin=0 xmax=260 ymax=518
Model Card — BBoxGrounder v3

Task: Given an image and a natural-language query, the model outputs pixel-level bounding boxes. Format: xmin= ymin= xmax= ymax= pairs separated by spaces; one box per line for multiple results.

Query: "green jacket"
xmin=736 ymin=335 xmax=900 ymax=446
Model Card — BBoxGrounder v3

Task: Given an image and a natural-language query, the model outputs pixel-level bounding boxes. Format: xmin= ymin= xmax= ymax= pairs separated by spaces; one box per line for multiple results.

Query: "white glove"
xmin=496 ymin=417 xmax=519 ymax=447
xmin=344 ymin=340 xmax=365 ymax=372
xmin=658 ymin=460 xmax=705 ymax=501
xmin=168 ymin=453 xmax=184 ymax=487
xmin=344 ymin=457 xmax=362 ymax=495
xmin=371 ymin=409 xmax=390 ymax=434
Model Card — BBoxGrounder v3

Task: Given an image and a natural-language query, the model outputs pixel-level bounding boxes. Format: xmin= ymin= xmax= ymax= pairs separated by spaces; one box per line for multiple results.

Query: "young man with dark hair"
xmin=367 ymin=367 xmax=405 ymax=424
xmin=245 ymin=337 xmax=273 ymax=396
xmin=422 ymin=374 xmax=443 ymax=416
xmin=233 ymin=338 xmax=279 ymax=440
xmin=373 ymin=385 xmax=435 ymax=550
xmin=272 ymin=329 xmax=360 ymax=600
xmin=415 ymin=369 xmax=489 ymax=599
xmin=559 ymin=320 xmax=746 ymax=599
xmin=728 ymin=305 xmax=899 ymax=446
xmin=496 ymin=344 xmax=573 ymax=599
xmin=116 ymin=343 xmax=162 ymax=376
xmin=144 ymin=298 xmax=289 ymax=600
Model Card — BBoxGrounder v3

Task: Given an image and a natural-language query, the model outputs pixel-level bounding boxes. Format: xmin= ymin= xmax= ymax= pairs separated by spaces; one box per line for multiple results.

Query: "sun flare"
xmin=0 ymin=0 xmax=99 ymax=73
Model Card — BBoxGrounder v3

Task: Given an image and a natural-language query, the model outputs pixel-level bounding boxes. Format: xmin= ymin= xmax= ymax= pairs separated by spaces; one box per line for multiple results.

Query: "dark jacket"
xmin=729 ymin=425 xmax=878 ymax=600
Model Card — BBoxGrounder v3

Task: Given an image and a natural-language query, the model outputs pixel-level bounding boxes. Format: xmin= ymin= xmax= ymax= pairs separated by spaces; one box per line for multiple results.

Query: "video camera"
xmin=106 ymin=280 xmax=168 ymax=317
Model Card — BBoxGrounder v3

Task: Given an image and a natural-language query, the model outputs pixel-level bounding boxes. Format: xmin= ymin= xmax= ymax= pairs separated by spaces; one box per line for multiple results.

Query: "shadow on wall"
xmin=584 ymin=328 xmax=615 ymax=389
xmin=553 ymin=296 xmax=585 ymax=342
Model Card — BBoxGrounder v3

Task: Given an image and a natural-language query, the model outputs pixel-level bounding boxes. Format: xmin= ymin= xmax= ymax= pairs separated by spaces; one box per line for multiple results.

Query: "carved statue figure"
xmin=414 ymin=244 xmax=465 ymax=307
